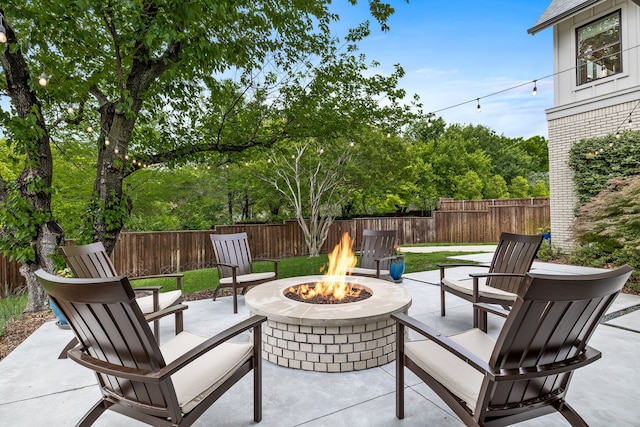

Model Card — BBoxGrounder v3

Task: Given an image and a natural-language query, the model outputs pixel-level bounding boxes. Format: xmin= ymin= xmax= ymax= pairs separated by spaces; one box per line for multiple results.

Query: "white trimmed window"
xmin=576 ymin=10 xmax=621 ymax=85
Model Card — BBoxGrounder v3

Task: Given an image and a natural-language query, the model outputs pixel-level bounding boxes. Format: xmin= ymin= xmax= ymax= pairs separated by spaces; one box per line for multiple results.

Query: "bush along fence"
xmin=1 ymin=197 xmax=549 ymax=292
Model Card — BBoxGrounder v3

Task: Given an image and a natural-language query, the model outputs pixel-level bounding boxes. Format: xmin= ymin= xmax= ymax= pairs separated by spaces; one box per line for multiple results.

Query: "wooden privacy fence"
xmin=1 ymin=198 xmax=549 ymax=290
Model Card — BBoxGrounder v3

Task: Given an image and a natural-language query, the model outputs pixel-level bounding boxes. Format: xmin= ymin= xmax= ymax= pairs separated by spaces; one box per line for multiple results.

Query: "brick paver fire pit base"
xmin=245 ymin=275 xmax=412 ymax=373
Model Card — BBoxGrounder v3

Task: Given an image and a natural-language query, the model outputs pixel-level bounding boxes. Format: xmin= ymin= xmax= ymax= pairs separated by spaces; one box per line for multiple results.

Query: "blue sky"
xmin=331 ymin=0 xmax=554 ymax=139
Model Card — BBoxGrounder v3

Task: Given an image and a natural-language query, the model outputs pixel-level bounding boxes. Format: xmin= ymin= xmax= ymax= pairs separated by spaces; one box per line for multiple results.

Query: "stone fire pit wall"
xmin=245 ymin=275 xmax=412 ymax=373
xmin=263 ymin=316 xmax=398 ymax=372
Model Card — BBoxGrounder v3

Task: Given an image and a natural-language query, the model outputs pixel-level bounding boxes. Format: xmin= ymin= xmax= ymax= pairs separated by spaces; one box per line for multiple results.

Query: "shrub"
xmin=536 ymin=241 xmax=564 ymax=261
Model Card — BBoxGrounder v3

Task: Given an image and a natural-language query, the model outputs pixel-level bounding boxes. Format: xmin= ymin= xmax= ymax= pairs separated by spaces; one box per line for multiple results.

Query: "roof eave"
xmin=527 ymin=0 xmax=603 ymax=35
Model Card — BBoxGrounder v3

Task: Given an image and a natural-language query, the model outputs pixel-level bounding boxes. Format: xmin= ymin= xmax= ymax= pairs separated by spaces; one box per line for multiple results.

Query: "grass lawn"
xmin=0 ymin=250 xmax=481 ymax=336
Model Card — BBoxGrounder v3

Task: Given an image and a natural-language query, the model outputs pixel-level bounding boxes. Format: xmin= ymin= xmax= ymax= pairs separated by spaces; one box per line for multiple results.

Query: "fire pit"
xmin=245 ymin=275 xmax=411 ymax=372
xmin=246 ymin=230 xmax=411 ymax=373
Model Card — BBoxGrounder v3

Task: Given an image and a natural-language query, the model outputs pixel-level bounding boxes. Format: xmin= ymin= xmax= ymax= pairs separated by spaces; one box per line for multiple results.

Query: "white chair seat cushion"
xmin=442 ymin=278 xmax=517 ymax=301
xmin=136 ymin=290 xmax=182 ymax=314
xmin=404 ymin=329 xmax=495 ymax=412
xmin=219 ymin=271 xmax=276 ymax=285
xmin=348 ymin=267 xmax=390 ymax=277
xmin=161 ymin=331 xmax=253 ymax=413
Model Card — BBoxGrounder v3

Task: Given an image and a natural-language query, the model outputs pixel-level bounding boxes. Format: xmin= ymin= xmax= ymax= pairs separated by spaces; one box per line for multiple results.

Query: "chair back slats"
xmin=360 ymin=230 xmax=396 ymax=270
xmin=61 ymin=242 xmax=118 ymax=278
xmin=37 ymin=272 xmax=174 ymax=412
xmin=210 ymin=232 xmax=253 ymax=278
xmin=486 ymin=232 xmax=543 ymax=293
xmin=481 ymin=267 xmax=632 ymax=414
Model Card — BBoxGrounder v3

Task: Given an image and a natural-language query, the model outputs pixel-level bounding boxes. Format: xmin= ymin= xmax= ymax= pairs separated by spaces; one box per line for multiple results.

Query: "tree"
xmin=484 ymin=175 xmax=509 ymax=199
xmin=509 ymin=176 xmax=530 ymax=198
xmin=259 ymin=140 xmax=354 ymax=256
xmin=0 ymin=1 xmax=407 ymax=311
xmin=455 ymin=171 xmax=483 ymax=200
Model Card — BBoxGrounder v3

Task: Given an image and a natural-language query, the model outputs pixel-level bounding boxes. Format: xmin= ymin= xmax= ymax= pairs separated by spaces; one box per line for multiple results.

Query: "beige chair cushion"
xmin=136 ymin=290 xmax=182 ymax=314
xmin=161 ymin=331 xmax=253 ymax=413
xmin=219 ymin=271 xmax=276 ymax=285
xmin=404 ymin=329 xmax=495 ymax=412
xmin=442 ymin=278 xmax=517 ymax=301
xmin=348 ymin=267 xmax=391 ymax=277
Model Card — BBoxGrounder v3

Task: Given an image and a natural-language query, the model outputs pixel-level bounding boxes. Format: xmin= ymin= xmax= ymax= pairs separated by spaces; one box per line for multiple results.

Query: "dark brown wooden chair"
xmin=61 ymin=241 xmax=185 ymax=340
xmin=348 ymin=229 xmax=397 ymax=280
xmin=394 ymin=265 xmax=633 ymax=426
xmin=36 ymin=269 xmax=266 ymax=427
xmin=210 ymin=232 xmax=279 ymax=314
xmin=438 ymin=232 xmax=543 ymax=328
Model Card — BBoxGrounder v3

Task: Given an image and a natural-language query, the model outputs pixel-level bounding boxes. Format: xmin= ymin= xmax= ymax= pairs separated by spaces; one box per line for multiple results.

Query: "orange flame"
xmin=290 ymin=232 xmax=359 ymax=300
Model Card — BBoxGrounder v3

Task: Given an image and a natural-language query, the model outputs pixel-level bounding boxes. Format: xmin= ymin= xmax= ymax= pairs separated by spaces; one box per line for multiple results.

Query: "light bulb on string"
xmin=125 ymin=154 xmax=129 ymax=160
xmin=427 ymin=117 xmax=433 ymax=128
xmin=349 ymin=141 xmax=355 ymax=147
xmin=476 ymin=98 xmax=481 ymax=113
xmin=38 ymin=72 xmax=48 ymax=87
xmin=532 ymin=81 xmax=538 ymax=96
xmin=615 ymin=131 xmax=621 ymax=139
xmin=87 ymin=125 xmax=93 ymax=133
xmin=628 ymin=117 xmax=633 ymax=128
xmin=104 ymin=137 xmax=110 ymax=146
xmin=319 ymin=147 xmax=324 ymax=154
xmin=0 ymin=14 xmax=7 ymax=44
xmin=114 ymin=146 xmax=119 ymax=154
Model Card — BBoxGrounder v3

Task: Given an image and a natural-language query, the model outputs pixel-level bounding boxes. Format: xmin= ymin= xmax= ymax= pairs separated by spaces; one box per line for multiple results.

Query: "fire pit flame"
xmin=288 ymin=232 xmax=359 ymax=301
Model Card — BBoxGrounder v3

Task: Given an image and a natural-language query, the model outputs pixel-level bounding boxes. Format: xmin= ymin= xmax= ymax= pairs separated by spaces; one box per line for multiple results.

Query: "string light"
xmin=104 ymin=137 xmax=110 ymax=146
xmin=87 ymin=125 xmax=93 ymax=133
xmin=427 ymin=117 xmax=433 ymax=127
xmin=38 ymin=72 xmax=48 ymax=87
xmin=349 ymin=141 xmax=355 ymax=147
xmin=66 ymin=104 xmax=74 ymax=115
xmin=615 ymin=131 xmax=621 ymax=139
xmin=476 ymin=98 xmax=481 ymax=113
xmin=114 ymin=146 xmax=119 ymax=154
xmin=125 ymin=154 xmax=129 ymax=160
xmin=425 ymin=42 xmax=640 ymax=122
xmin=0 ymin=13 xmax=7 ymax=44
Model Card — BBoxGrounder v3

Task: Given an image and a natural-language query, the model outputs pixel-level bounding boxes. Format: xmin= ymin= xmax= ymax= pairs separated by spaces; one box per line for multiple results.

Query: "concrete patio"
xmin=1 ymin=252 xmax=639 ymax=426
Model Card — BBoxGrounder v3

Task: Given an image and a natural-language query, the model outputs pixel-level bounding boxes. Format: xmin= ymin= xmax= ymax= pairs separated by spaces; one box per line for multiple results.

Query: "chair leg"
xmin=233 ymin=284 xmax=238 ymax=314
xmin=212 ymin=287 xmax=220 ymax=301
xmin=77 ymin=399 xmax=109 ymax=427
xmin=440 ymin=286 xmax=446 ymax=317
xmin=254 ymin=323 xmax=263 ymax=423
xmin=396 ymin=322 xmax=405 ymax=420
xmin=175 ymin=310 xmax=184 ymax=334
xmin=555 ymin=400 xmax=589 ymax=427
xmin=58 ymin=337 xmax=78 ymax=359
xmin=153 ymin=318 xmax=160 ymax=343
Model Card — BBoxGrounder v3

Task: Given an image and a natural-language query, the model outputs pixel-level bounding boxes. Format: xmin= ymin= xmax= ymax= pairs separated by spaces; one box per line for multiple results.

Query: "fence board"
xmin=1 ymin=198 xmax=549 ymax=292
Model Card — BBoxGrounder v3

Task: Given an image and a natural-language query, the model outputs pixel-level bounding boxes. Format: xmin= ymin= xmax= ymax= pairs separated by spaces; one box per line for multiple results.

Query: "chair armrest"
xmin=392 ymin=312 xmax=490 ymax=375
xmin=213 ymin=262 xmax=239 ymax=269
xmin=468 ymin=272 xmax=525 ymax=279
xmin=132 ymin=286 xmax=163 ymax=292
xmin=132 ymin=286 xmax=161 ymax=312
xmin=156 ymin=314 xmax=267 ymax=381
xmin=474 ymin=302 xmax=510 ymax=318
xmin=144 ymin=303 xmax=188 ymax=323
xmin=438 ymin=263 xmax=490 ymax=269
xmin=67 ymin=315 xmax=268 ymax=384
xmin=130 ymin=274 xmax=184 ymax=291
xmin=253 ymin=258 xmax=279 ymax=278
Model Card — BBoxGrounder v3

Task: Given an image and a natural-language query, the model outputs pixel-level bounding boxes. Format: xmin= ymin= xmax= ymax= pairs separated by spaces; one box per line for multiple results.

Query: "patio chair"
xmin=393 ymin=265 xmax=633 ymax=426
xmin=348 ymin=229 xmax=397 ymax=280
xmin=35 ymin=269 xmax=266 ymax=427
xmin=438 ymin=232 xmax=543 ymax=328
xmin=210 ymin=232 xmax=279 ymax=314
xmin=60 ymin=242 xmax=185 ymax=344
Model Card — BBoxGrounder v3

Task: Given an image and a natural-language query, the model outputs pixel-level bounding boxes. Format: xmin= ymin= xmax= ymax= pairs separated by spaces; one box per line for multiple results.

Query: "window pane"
xmin=576 ymin=11 xmax=621 ymax=85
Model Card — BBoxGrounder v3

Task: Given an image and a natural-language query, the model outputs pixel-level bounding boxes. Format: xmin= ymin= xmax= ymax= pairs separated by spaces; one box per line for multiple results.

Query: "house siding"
xmin=539 ymin=0 xmax=640 ymax=249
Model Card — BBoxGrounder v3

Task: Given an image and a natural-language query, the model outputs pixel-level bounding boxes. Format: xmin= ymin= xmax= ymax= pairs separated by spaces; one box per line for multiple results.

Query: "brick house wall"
xmin=547 ymin=99 xmax=640 ymax=248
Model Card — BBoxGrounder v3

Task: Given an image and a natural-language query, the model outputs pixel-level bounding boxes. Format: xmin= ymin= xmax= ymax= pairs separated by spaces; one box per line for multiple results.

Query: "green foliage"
xmin=509 ymin=176 xmax=529 ymax=198
xmin=0 ymin=289 xmax=28 ymax=337
xmin=483 ymin=175 xmax=509 ymax=199
xmin=536 ymin=241 xmax=564 ymax=261
xmin=455 ymin=171 xmax=483 ymax=200
xmin=569 ymin=130 xmax=640 ymax=205
xmin=0 ymin=184 xmax=48 ymax=262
